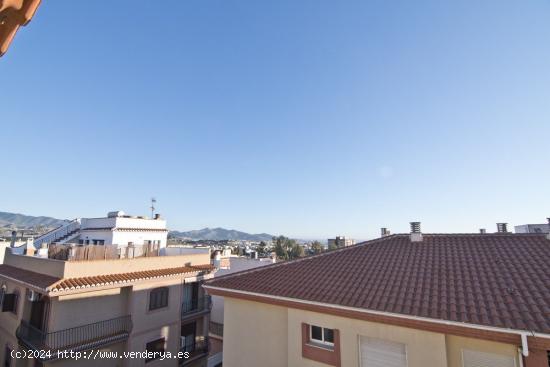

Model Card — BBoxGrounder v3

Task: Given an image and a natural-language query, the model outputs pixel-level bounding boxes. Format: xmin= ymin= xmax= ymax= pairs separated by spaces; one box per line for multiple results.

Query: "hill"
xmin=169 ymin=227 xmax=273 ymax=242
xmin=0 ymin=211 xmax=273 ymax=241
xmin=0 ymin=211 xmax=67 ymax=229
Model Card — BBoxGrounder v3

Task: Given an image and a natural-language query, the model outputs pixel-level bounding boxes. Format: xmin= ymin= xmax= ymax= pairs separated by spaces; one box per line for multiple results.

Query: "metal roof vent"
xmin=480 ymin=229 xmax=486 ymax=234
xmin=381 ymin=228 xmax=390 ymax=237
xmin=497 ymin=223 xmax=508 ymax=233
xmin=410 ymin=222 xmax=422 ymax=242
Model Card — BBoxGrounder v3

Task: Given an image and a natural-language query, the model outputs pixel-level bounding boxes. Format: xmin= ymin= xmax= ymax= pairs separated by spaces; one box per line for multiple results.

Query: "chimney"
xmin=479 ymin=228 xmax=486 ymax=234
xmin=410 ymin=222 xmax=423 ymax=242
xmin=24 ymin=238 xmax=35 ymax=256
xmin=10 ymin=230 xmax=16 ymax=248
xmin=497 ymin=223 xmax=508 ymax=233
xmin=381 ymin=228 xmax=390 ymax=237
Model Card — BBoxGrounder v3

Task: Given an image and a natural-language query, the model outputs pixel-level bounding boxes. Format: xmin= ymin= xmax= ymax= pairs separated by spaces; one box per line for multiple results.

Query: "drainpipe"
xmin=520 ymin=333 xmax=529 ymax=357
xmin=517 ymin=348 xmax=524 ymax=367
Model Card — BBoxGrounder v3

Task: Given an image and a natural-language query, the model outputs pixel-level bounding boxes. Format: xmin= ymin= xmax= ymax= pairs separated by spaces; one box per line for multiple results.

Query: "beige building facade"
xmin=218 ymin=296 xmax=543 ymax=367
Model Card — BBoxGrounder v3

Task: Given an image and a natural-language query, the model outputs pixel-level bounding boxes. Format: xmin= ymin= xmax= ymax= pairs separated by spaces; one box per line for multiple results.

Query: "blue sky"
xmin=1 ymin=0 xmax=550 ymax=239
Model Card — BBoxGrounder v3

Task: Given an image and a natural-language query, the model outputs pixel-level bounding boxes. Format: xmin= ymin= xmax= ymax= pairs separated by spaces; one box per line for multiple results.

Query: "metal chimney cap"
xmin=410 ymin=222 xmax=421 ymax=233
xmin=480 ymin=228 xmax=486 ymax=234
xmin=496 ymin=223 xmax=508 ymax=233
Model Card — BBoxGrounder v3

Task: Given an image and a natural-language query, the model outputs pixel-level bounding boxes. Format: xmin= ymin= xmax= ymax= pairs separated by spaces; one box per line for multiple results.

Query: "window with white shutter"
xmin=462 ymin=349 xmax=516 ymax=367
xmin=359 ymin=336 xmax=407 ymax=367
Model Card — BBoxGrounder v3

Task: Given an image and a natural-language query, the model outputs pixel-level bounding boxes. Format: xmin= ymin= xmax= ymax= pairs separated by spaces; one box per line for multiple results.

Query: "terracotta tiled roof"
xmin=0 ymin=264 xmax=60 ymax=290
xmin=49 ymin=264 xmax=213 ymax=292
xmin=0 ymin=0 xmax=41 ymax=57
xmin=206 ymin=234 xmax=550 ymax=334
xmin=0 ymin=263 xmax=215 ymax=294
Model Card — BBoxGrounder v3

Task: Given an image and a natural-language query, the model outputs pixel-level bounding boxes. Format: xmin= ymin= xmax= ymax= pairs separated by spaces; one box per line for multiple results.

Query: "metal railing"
xmin=34 ymin=219 xmax=81 ymax=248
xmin=209 ymin=321 xmax=224 ymax=338
xmin=16 ymin=315 xmax=132 ymax=357
xmin=180 ymin=336 xmax=209 ymax=364
xmin=181 ymin=296 xmax=211 ymax=319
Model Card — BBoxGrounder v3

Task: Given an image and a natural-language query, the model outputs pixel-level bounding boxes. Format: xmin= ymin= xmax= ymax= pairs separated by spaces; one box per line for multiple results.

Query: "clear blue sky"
xmin=2 ymin=0 xmax=550 ymax=239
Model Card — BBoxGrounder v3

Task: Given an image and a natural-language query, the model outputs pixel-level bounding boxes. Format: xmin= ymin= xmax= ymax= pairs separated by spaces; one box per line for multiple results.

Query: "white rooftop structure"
xmin=33 ymin=210 xmax=168 ymax=249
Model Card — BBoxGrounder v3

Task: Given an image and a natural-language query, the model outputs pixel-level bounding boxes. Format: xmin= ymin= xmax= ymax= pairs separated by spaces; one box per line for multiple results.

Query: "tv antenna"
xmin=150 ymin=197 xmax=156 ymax=218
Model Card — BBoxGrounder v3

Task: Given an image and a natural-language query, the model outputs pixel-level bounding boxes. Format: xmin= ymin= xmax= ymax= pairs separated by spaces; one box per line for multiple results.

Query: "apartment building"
xmin=0 ymin=212 xmax=215 ymax=367
xmin=205 ymin=223 xmax=550 ymax=367
xmin=515 ymin=223 xmax=550 ymax=234
xmin=327 ymin=236 xmax=355 ymax=248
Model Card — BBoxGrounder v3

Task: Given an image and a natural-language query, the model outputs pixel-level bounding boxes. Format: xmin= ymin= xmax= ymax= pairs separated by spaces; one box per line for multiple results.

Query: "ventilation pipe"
xmin=497 ymin=223 xmax=508 ymax=233
xmin=479 ymin=228 xmax=486 ymax=234
xmin=381 ymin=228 xmax=390 ymax=237
xmin=410 ymin=222 xmax=423 ymax=242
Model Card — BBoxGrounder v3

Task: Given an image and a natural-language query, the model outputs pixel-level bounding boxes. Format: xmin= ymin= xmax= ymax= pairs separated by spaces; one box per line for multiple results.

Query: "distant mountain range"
xmin=169 ymin=228 xmax=273 ymax=242
xmin=0 ymin=211 xmax=68 ymax=229
xmin=0 ymin=211 xmax=273 ymax=241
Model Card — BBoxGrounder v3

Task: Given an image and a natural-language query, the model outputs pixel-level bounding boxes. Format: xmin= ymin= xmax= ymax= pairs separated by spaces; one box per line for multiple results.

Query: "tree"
xmin=328 ymin=243 xmax=338 ymax=251
xmin=310 ymin=241 xmax=323 ymax=255
xmin=273 ymin=236 xmax=304 ymax=260
xmin=257 ymin=241 xmax=268 ymax=257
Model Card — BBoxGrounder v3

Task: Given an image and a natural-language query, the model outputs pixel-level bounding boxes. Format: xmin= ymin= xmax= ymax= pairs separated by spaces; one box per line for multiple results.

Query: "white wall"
xmin=210 ymin=257 xmax=272 ymax=324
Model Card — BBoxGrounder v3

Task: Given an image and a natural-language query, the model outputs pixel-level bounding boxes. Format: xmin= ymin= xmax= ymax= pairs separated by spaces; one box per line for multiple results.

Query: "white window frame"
xmin=309 ymin=325 xmax=335 ymax=347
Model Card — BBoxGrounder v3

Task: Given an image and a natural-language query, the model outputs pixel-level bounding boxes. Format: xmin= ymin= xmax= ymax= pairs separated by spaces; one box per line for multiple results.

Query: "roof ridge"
xmin=206 ymin=234 xmax=403 ymax=283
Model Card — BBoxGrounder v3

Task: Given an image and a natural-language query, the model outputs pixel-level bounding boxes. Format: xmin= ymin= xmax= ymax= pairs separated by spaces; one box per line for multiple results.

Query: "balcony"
xmin=181 ymin=296 xmax=211 ymax=320
xmin=209 ymin=321 xmax=223 ymax=338
xmin=16 ymin=315 xmax=132 ymax=361
xmin=179 ymin=336 xmax=209 ymax=365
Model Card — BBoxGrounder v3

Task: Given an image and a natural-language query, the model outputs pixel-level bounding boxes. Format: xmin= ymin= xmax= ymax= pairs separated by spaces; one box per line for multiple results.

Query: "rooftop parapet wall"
xmin=4 ymin=250 xmax=66 ymax=278
xmin=4 ymin=248 xmax=210 ymax=279
xmin=81 ymin=216 xmax=167 ymax=230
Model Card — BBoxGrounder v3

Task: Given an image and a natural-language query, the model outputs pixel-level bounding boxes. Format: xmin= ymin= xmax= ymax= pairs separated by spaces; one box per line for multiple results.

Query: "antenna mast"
xmin=150 ymin=197 xmax=156 ymax=218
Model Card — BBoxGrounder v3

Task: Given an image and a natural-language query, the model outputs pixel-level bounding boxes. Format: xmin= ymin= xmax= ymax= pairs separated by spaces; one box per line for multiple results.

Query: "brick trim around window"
xmin=301 ymin=323 xmax=341 ymax=367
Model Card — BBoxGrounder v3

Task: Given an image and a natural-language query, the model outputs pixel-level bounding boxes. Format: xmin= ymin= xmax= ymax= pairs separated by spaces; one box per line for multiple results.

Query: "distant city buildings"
xmin=515 ymin=220 xmax=550 ymax=234
xmin=327 ymin=236 xmax=355 ymax=248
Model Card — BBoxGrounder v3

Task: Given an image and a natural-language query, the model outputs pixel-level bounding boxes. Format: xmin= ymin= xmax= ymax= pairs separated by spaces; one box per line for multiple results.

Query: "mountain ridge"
xmin=0 ymin=211 xmax=273 ymax=241
xmin=169 ymin=227 xmax=273 ymax=242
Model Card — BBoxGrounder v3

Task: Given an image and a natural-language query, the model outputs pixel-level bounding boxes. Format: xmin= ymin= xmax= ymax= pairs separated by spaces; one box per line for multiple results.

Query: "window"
xmin=1 ymin=289 xmax=18 ymax=314
xmin=462 ymin=349 xmax=515 ymax=367
xmin=0 ymin=284 xmax=5 ymax=306
xmin=145 ymin=338 xmax=165 ymax=363
xmin=302 ymin=323 xmax=340 ymax=366
xmin=360 ymin=336 xmax=407 ymax=367
xmin=4 ymin=345 xmax=12 ymax=367
xmin=149 ymin=287 xmax=169 ymax=311
xmin=310 ymin=325 xmax=334 ymax=347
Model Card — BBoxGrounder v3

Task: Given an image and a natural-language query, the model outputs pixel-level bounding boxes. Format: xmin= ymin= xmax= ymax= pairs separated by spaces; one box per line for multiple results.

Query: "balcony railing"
xmin=209 ymin=321 xmax=223 ymax=338
xmin=16 ymin=316 xmax=132 ymax=360
xmin=181 ymin=296 xmax=211 ymax=319
xmin=180 ymin=336 xmax=209 ymax=365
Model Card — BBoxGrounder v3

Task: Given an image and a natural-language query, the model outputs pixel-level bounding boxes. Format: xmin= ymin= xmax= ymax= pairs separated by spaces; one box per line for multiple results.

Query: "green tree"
xmin=273 ymin=236 xmax=304 ymax=260
xmin=310 ymin=241 xmax=323 ymax=255
xmin=328 ymin=243 xmax=338 ymax=251
xmin=257 ymin=241 xmax=268 ymax=256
